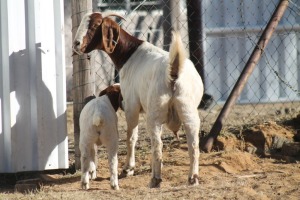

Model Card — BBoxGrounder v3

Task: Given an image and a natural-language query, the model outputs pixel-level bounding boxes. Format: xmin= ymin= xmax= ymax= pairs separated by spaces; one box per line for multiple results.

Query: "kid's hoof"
xmin=111 ymin=184 xmax=120 ymax=190
xmin=89 ymin=170 xmax=97 ymax=180
xmin=119 ymin=168 xmax=134 ymax=178
xmin=81 ymin=182 xmax=90 ymax=190
xmin=188 ymin=174 xmax=199 ymax=186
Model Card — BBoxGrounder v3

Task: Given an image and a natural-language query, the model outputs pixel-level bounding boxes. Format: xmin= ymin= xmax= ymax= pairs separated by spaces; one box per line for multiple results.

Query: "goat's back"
xmin=119 ymin=40 xmax=203 ymax=114
xmin=79 ymin=96 xmax=118 ymax=141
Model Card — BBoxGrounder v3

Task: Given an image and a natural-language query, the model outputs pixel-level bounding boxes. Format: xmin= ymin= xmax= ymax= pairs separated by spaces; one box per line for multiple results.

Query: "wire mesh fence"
xmin=74 ymin=0 xmax=300 ymax=135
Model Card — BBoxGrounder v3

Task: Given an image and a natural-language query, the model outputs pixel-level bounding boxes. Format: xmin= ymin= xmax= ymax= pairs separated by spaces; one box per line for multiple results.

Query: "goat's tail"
xmin=167 ymin=32 xmax=186 ymax=87
xmin=93 ymin=115 xmax=103 ymax=127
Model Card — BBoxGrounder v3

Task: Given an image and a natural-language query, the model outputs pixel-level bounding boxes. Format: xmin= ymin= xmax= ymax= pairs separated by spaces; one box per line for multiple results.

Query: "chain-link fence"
xmin=75 ymin=0 xmax=300 ymax=135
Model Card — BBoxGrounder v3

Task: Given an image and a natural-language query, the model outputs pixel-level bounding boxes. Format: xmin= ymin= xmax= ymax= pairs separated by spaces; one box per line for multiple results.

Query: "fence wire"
xmin=75 ymin=0 xmax=300 ymax=135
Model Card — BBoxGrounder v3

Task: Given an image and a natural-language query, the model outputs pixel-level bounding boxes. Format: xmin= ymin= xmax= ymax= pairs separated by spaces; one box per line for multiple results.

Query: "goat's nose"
xmin=73 ymin=40 xmax=80 ymax=47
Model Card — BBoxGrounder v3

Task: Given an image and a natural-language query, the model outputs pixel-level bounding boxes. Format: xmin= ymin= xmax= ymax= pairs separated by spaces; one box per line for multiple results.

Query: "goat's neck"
xmin=108 ymin=29 xmax=143 ymax=71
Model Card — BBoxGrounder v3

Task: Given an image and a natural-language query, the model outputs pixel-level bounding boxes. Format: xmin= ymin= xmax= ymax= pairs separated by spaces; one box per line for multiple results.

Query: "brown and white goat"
xmin=79 ymin=84 xmax=122 ymax=190
xmin=73 ymin=12 xmax=204 ymax=188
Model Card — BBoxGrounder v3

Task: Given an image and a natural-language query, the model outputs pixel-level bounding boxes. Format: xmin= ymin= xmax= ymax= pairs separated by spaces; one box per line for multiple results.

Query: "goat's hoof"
xmin=111 ymin=184 xmax=119 ymax=190
xmin=149 ymin=177 xmax=162 ymax=188
xmin=81 ymin=182 xmax=90 ymax=190
xmin=89 ymin=171 xmax=97 ymax=180
xmin=188 ymin=174 xmax=199 ymax=186
xmin=119 ymin=168 xmax=134 ymax=178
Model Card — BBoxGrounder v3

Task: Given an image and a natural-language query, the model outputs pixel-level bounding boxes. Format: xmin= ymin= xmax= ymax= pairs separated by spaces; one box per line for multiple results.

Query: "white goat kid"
xmin=73 ymin=12 xmax=204 ymax=188
xmin=79 ymin=84 xmax=122 ymax=190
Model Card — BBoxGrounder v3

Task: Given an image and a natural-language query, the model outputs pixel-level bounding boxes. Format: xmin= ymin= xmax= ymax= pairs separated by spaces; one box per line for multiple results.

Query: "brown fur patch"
xmin=99 ymin=85 xmax=122 ymax=112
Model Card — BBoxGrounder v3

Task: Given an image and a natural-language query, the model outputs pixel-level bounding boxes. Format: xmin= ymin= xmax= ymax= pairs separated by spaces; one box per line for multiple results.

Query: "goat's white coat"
xmin=79 ymin=95 xmax=119 ymax=190
xmin=119 ymin=37 xmax=203 ymax=186
xmin=73 ymin=13 xmax=204 ymax=186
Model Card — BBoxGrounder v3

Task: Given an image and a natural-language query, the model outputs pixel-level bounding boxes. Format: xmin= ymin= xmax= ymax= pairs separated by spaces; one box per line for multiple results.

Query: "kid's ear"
xmin=101 ymin=18 xmax=120 ymax=54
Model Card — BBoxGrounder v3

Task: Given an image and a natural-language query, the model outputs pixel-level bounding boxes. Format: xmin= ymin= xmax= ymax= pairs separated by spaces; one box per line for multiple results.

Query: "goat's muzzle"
xmin=72 ymin=40 xmax=84 ymax=56
xmin=72 ymin=46 xmax=84 ymax=56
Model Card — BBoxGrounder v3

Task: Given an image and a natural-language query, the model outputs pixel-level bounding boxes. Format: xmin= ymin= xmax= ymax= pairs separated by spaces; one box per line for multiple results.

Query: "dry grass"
xmin=1 ymin=102 xmax=300 ymax=199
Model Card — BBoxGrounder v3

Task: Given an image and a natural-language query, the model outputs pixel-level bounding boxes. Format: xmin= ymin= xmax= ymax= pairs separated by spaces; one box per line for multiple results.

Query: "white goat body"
xmin=73 ymin=13 xmax=204 ymax=188
xmin=119 ymin=35 xmax=203 ymax=187
xmin=79 ymin=92 xmax=119 ymax=190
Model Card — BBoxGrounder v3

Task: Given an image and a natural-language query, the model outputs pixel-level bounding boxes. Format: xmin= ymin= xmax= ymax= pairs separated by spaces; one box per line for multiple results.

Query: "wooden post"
xmin=71 ymin=0 xmax=93 ymax=170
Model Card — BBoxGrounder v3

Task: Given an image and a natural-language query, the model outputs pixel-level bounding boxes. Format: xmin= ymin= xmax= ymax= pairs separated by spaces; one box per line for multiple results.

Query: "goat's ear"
xmin=99 ymin=88 xmax=107 ymax=96
xmin=101 ymin=18 xmax=120 ymax=54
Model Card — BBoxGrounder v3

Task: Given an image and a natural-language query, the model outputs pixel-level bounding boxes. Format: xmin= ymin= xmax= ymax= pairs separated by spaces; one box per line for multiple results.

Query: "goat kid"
xmin=79 ymin=84 xmax=122 ymax=190
xmin=73 ymin=12 xmax=204 ymax=188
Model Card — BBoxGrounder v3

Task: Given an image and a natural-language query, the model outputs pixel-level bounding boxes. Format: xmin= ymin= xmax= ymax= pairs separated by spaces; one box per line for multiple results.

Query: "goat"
xmin=79 ymin=84 xmax=122 ymax=190
xmin=73 ymin=12 xmax=204 ymax=188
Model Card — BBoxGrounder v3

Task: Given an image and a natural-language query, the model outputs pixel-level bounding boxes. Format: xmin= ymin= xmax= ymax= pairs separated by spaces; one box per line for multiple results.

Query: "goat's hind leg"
xmin=80 ymin=144 xmax=96 ymax=190
xmin=175 ymin=103 xmax=200 ymax=186
xmin=89 ymin=144 xmax=98 ymax=180
xmin=106 ymin=138 xmax=119 ymax=190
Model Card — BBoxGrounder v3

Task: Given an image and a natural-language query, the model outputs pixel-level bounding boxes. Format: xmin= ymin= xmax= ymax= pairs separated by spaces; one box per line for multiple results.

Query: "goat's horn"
xmin=104 ymin=13 xmax=126 ymax=21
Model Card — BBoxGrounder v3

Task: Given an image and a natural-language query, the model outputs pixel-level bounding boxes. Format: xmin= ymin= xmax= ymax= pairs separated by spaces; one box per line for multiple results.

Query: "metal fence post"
xmin=161 ymin=0 xmax=172 ymax=51
xmin=186 ymin=0 xmax=205 ymax=82
xmin=186 ymin=0 xmax=213 ymax=109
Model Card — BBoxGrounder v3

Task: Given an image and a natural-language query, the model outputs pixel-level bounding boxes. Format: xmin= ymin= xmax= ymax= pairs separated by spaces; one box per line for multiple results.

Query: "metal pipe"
xmin=203 ymin=0 xmax=290 ymax=152
xmin=186 ymin=0 xmax=205 ymax=82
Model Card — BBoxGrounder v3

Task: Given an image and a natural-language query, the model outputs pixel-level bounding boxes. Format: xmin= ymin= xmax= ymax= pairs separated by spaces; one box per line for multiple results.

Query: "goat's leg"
xmin=120 ymin=111 xmax=139 ymax=177
xmin=147 ymin=121 xmax=163 ymax=188
xmin=176 ymin=104 xmax=200 ymax=186
xmin=89 ymin=144 xmax=98 ymax=180
xmin=184 ymin=119 xmax=200 ymax=185
xmin=106 ymin=139 xmax=119 ymax=190
xmin=80 ymin=145 xmax=95 ymax=190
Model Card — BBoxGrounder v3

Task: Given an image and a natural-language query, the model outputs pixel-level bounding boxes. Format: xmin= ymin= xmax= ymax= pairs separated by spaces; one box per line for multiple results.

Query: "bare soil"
xmin=1 ymin=102 xmax=300 ymax=199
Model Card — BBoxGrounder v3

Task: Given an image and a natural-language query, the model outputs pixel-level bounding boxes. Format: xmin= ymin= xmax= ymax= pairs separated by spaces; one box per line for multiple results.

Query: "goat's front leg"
xmin=121 ymin=111 xmax=139 ymax=177
xmin=147 ymin=121 xmax=163 ymax=188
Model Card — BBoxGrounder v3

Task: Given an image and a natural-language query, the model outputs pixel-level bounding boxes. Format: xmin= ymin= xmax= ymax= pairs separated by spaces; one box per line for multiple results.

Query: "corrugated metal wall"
xmin=0 ymin=0 xmax=68 ymax=173
xmin=203 ymin=0 xmax=300 ymax=103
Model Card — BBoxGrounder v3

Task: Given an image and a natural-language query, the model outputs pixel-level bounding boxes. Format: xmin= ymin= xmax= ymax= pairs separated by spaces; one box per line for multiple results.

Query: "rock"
xmin=281 ymin=142 xmax=300 ymax=157
xmin=242 ymin=121 xmax=294 ymax=155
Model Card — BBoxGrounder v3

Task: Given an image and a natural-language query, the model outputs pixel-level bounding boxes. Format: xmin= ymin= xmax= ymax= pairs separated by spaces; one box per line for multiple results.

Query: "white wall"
xmin=0 ymin=0 xmax=68 ymax=173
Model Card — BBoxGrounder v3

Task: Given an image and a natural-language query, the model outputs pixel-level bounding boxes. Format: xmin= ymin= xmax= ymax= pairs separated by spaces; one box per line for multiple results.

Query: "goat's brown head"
xmin=99 ymin=84 xmax=123 ymax=112
xmin=72 ymin=12 xmax=124 ymax=55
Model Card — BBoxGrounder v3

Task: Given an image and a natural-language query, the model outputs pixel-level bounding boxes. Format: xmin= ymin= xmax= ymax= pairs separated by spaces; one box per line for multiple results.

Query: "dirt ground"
xmin=1 ymin=102 xmax=300 ymax=199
